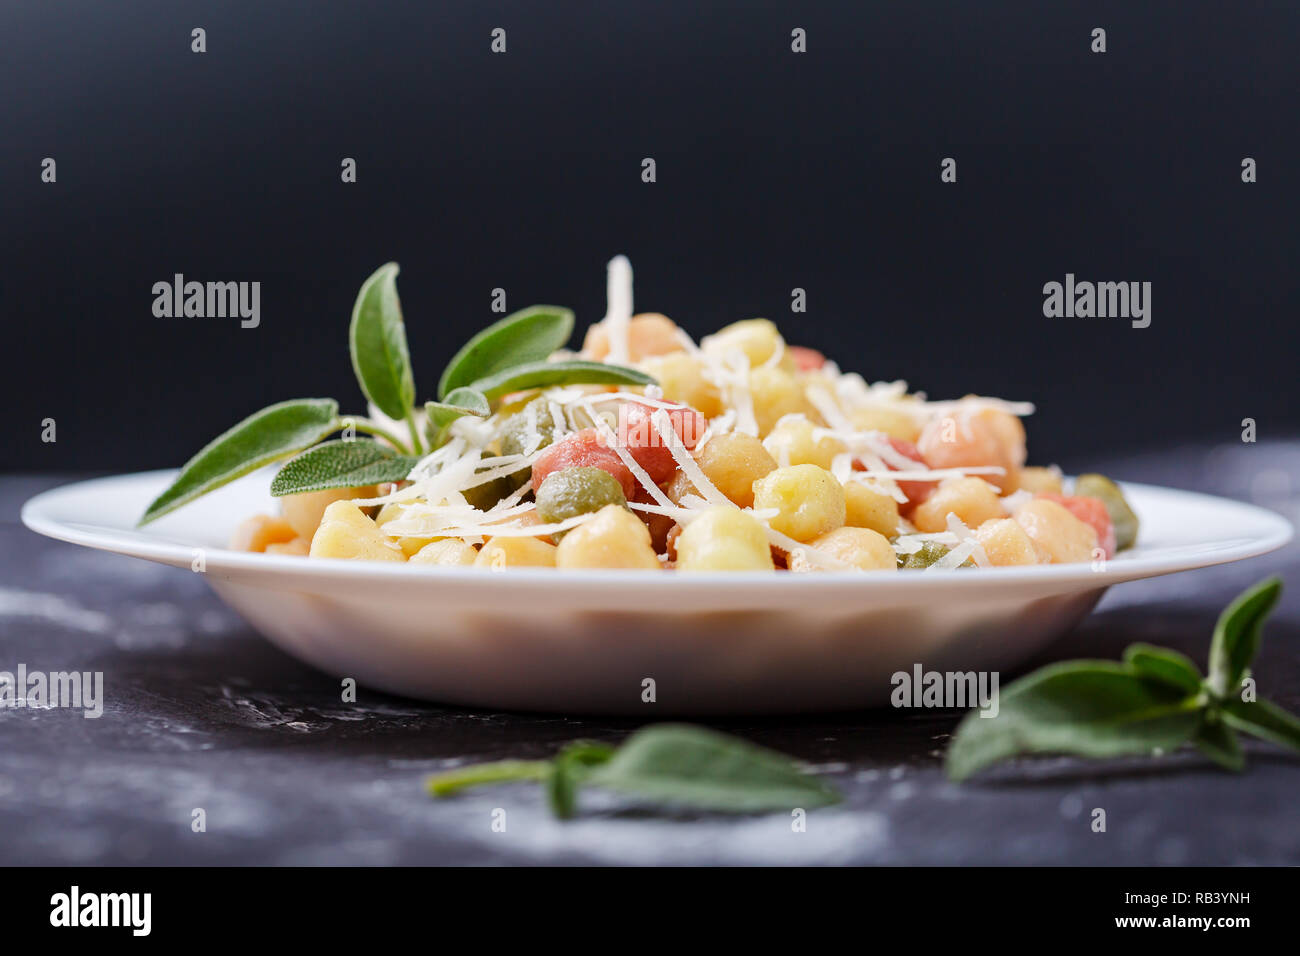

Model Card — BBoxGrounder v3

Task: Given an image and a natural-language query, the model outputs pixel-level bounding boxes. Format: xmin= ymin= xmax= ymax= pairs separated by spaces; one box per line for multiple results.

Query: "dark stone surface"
xmin=3 ymin=441 xmax=1298 ymax=865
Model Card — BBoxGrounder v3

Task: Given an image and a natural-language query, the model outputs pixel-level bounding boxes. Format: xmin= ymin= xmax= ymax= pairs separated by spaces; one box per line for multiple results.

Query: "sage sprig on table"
xmin=139 ymin=263 xmax=654 ymax=525
xmin=946 ymin=576 xmax=1300 ymax=780
xmin=426 ymin=724 xmax=842 ymax=819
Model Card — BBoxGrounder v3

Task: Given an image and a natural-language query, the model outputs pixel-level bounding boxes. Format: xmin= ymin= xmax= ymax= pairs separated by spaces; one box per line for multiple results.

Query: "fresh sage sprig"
xmin=436 ymin=304 xmax=575 ymax=399
xmin=349 ymin=263 xmax=419 ymax=449
xmin=427 ymin=724 xmax=842 ymax=819
xmin=947 ymin=576 xmax=1299 ymax=780
xmin=139 ymin=399 xmax=340 ymax=524
xmin=267 ymin=440 xmax=420 ymax=497
xmin=139 ymin=263 xmax=654 ymax=524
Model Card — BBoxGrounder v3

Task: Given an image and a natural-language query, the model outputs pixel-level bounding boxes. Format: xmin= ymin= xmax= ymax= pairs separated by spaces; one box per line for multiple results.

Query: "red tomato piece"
xmin=632 ymin=484 xmax=675 ymax=552
xmin=530 ymin=429 xmax=637 ymax=501
xmin=788 ymin=346 xmax=826 ymax=372
xmin=1038 ymin=494 xmax=1116 ymax=558
xmin=854 ymin=436 xmax=937 ymax=508
xmin=616 ymin=401 xmax=708 ymax=485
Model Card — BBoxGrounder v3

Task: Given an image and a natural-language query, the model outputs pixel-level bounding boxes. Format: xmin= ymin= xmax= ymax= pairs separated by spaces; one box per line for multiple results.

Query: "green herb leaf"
xmin=586 ymin=724 xmax=841 ymax=812
xmin=945 ymin=662 xmax=1202 ymax=782
xmin=438 ymin=306 xmax=575 ymax=400
xmin=1222 ymin=698 xmax=1300 ymax=752
xmin=1207 ymin=576 xmax=1282 ymax=698
xmin=423 ymin=390 xmax=488 ymax=434
xmin=471 ymin=359 xmax=656 ymax=400
xmin=269 ymin=440 xmax=418 ymax=496
xmin=1193 ymin=714 xmax=1244 ymax=771
xmin=545 ymin=741 xmax=615 ymax=820
xmin=139 ymin=399 xmax=339 ymax=525
xmin=349 ymin=263 xmax=416 ymax=421
xmin=1123 ymin=644 xmax=1203 ymax=695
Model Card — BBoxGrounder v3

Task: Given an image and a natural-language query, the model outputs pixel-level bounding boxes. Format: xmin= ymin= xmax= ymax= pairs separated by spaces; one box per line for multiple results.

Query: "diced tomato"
xmin=1038 ymin=494 xmax=1116 ymax=558
xmin=855 ymin=436 xmax=937 ymax=508
xmin=789 ymin=346 xmax=826 ymax=372
xmin=530 ymin=429 xmax=636 ymax=501
xmin=616 ymin=401 xmax=708 ymax=485
xmin=632 ymin=484 xmax=675 ymax=552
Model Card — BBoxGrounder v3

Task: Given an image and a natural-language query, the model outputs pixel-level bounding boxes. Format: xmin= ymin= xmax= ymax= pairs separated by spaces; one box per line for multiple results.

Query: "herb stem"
xmin=346 ymin=417 xmax=411 ymax=452
xmin=404 ymin=410 xmax=426 ymax=456
xmin=426 ymin=759 xmax=551 ymax=797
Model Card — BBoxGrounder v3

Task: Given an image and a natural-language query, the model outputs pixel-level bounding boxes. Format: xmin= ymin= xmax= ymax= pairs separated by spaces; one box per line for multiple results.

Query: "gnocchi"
xmin=195 ymin=257 xmax=1137 ymax=574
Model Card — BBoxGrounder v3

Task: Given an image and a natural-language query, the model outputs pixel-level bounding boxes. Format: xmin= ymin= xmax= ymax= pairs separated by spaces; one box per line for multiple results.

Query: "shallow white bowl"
xmin=21 ymin=470 xmax=1292 ymax=714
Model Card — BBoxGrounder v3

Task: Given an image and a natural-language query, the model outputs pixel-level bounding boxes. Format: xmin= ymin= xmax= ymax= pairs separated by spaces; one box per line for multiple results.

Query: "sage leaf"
xmin=1123 ymin=644 xmax=1203 ymax=695
xmin=437 ymin=306 xmax=574 ymax=400
xmin=471 ymin=359 xmax=655 ymax=401
xmin=1193 ymin=714 xmax=1244 ymax=771
xmin=545 ymin=741 xmax=615 ymax=820
xmin=139 ymin=399 xmax=339 ymax=525
xmin=586 ymin=724 xmax=840 ymax=812
xmin=545 ymin=759 xmax=578 ymax=820
xmin=1222 ymin=698 xmax=1300 ymax=752
xmin=269 ymin=440 xmax=418 ymax=496
xmin=424 ymin=388 xmax=491 ymax=447
xmin=350 ymin=263 xmax=416 ymax=421
xmin=1207 ymin=576 xmax=1282 ymax=698
xmin=945 ymin=662 xmax=1202 ymax=782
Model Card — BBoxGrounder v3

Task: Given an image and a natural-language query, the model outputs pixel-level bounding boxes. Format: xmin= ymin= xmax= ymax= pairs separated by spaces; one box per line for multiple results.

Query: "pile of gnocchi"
xmin=235 ymin=288 xmax=1137 ymax=573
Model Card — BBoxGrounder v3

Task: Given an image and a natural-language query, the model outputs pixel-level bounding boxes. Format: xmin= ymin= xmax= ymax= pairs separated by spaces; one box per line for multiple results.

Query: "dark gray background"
xmin=4 ymin=0 xmax=1299 ymax=473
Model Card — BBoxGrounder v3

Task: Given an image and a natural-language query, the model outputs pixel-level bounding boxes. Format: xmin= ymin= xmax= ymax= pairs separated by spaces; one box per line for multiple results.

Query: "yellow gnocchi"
xmin=676 ymin=507 xmax=775 ymax=571
xmin=752 ymin=464 xmax=846 ymax=542
xmin=179 ymin=257 xmax=1138 ymax=574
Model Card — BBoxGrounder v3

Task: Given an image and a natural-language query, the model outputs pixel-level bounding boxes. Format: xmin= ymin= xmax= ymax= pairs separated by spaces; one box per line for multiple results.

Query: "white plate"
xmin=21 ymin=470 xmax=1292 ymax=714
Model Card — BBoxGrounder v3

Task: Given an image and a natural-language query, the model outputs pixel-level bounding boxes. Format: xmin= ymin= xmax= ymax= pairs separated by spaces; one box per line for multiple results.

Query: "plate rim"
xmin=20 ymin=469 xmax=1294 ymax=592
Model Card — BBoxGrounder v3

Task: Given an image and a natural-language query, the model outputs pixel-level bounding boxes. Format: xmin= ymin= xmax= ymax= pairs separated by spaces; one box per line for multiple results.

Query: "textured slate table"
xmin=3 ymin=441 xmax=1298 ymax=866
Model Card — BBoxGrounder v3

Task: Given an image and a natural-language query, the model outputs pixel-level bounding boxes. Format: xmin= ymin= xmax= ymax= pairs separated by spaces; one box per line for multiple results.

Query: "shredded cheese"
xmin=603 ymin=255 xmax=633 ymax=364
xmin=651 ymin=408 xmax=732 ymax=507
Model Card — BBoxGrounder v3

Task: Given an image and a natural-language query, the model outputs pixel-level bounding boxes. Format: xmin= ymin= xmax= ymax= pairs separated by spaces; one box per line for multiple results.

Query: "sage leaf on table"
xmin=349 ymin=262 xmax=416 ymax=422
xmin=427 ymin=724 xmax=840 ymax=820
xmin=1193 ymin=714 xmax=1244 ymax=771
xmin=1207 ymin=573 xmax=1281 ymax=698
xmin=545 ymin=741 xmax=617 ymax=819
xmin=437 ymin=305 xmax=575 ymax=400
xmin=471 ymin=359 xmax=655 ymax=400
xmin=139 ymin=398 xmax=339 ymax=525
xmin=1122 ymin=644 xmax=1203 ymax=694
xmin=944 ymin=663 xmax=1203 ymax=782
xmin=947 ymin=577 xmax=1300 ymax=781
xmin=586 ymin=724 xmax=842 ymax=813
xmin=269 ymin=440 xmax=420 ymax=497
xmin=1221 ymin=697 xmax=1300 ymax=751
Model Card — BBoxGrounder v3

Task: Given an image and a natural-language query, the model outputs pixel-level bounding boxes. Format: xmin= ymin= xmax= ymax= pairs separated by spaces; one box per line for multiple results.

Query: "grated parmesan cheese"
xmin=603 ymin=255 xmax=633 ymax=365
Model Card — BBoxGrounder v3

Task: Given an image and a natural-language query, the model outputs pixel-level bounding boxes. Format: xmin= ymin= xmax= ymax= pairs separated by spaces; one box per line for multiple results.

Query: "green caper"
xmin=499 ymin=397 xmax=560 ymax=488
xmin=463 ymin=474 xmax=517 ymax=511
xmin=1075 ymin=473 xmax=1139 ymax=551
xmin=898 ymin=540 xmax=974 ymax=569
xmin=535 ymin=467 xmax=628 ymax=540
xmin=500 ymin=397 xmax=560 ymax=457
